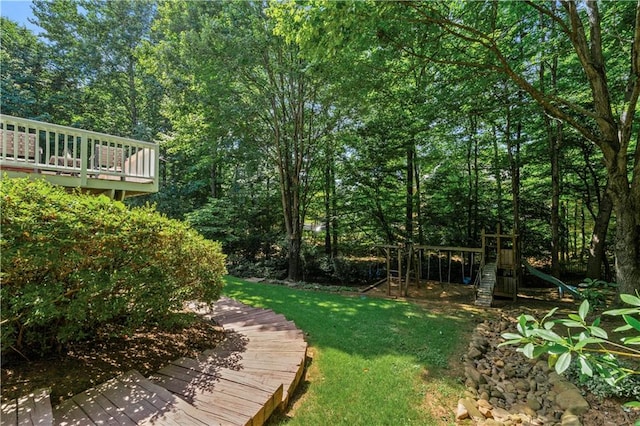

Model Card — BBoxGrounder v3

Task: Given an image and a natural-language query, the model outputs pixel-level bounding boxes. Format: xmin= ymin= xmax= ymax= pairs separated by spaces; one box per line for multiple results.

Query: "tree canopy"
xmin=3 ymin=0 xmax=638 ymax=290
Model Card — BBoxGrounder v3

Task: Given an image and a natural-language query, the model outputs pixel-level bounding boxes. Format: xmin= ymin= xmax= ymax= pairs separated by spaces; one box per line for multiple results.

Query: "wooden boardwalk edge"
xmin=2 ymin=297 xmax=307 ymax=426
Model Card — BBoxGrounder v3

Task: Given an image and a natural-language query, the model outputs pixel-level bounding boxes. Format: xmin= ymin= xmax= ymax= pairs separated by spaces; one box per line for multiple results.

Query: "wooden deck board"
xmin=162 ymin=361 xmax=276 ymax=406
xmin=97 ymin=378 xmax=160 ymax=424
xmin=214 ymin=308 xmax=278 ymax=320
xmin=17 ymin=297 xmax=307 ymax=426
xmin=128 ymin=371 xmax=225 ymax=426
xmin=71 ymin=385 xmax=136 ymax=425
xmin=7 ymin=389 xmax=53 ymax=426
xmin=1 ymin=400 xmax=17 ymax=426
xmin=204 ymin=349 xmax=305 ymax=364
xmin=149 ymin=374 xmax=252 ymax=426
xmin=16 ymin=391 xmax=36 ymax=426
xmin=52 ymin=399 xmax=94 ymax=426
xmin=170 ymin=357 xmax=277 ymax=391
xmin=221 ymin=322 xmax=299 ymax=332
xmin=153 ymin=363 xmax=272 ymax=413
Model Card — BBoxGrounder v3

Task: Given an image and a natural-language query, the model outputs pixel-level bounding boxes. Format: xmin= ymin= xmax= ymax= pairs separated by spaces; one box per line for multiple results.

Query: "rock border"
xmin=457 ymin=317 xmax=589 ymax=426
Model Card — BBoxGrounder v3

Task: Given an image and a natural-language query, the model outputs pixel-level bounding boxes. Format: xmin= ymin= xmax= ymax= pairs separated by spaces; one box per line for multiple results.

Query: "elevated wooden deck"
xmin=0 ymin=115 xmax=159 ymax=200
xmin=1 ymin=297 xmax=307 ymax=426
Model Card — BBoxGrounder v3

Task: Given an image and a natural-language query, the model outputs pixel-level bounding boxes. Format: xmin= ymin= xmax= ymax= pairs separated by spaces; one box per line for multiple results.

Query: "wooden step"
xmin=17 ymin=297 xmax=307 ymax=426
xmin=1 ymin=388 xmax=52 ymax=426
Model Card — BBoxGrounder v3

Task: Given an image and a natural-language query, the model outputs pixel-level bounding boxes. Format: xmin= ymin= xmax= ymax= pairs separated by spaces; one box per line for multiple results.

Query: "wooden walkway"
xmin=1 ymin=297 xmax=307 ymax=426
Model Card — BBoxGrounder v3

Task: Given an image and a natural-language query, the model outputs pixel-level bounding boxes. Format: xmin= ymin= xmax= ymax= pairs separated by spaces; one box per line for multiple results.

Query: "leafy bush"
xmin=1 ymin=178 xmax=226 ymax=356
xmin=567 ymin=361 xmax=640 ymax=400
xmin=186 ymin=197 xmax=282 ymax=261
xmin=500 ymin=294 xmax=640 ymax=407
xmin=578 ymin=277 xmax=618 ymax=310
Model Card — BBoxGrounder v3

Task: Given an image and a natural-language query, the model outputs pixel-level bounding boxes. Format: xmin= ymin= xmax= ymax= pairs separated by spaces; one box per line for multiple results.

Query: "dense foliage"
xmin=2 ymin=1 xmax=638 ymax=289
xmin=1 ymin=178 xmax=226 ymax=356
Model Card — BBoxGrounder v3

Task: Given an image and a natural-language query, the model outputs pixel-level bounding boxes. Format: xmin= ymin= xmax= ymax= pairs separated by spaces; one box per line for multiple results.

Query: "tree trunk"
xmin=535 ymin=3 xmax=564 ymax=277
xmin=586 ymin=184 xmax=613 ymax=279
xmin=491 ymin=125 xmax=503 ymax=219
xmin=562 ymin=0 xmax=640 ymax=293
xmin=509 ymin=120 xmax=521 ymax=237
xmin=415 ymin=160 xmax=424 ymax=245
xmin=473 ymin=128 xmax=479 ymax=242
xmin=581 ymin=200 xmax=586 ymax=263
xmin=128 ymin=55 xmax=138 ymax=136
xmin=281 ymin=172 xmax=303 ymax=282
xmin=288 ymin=235 xmax=302 ymax=282
xmin=405 ymin=144 xmax=414 ymax=243
xmin=210 ymin=162 xmax=221 ymax=198
xmin=610 ymin=171 xmax=640 ymax=294
xmin=466 ymin=115 xmax=475 ymax=245
xmin=331 ymin=165 xmax=338 ymax=258
xmin=548 ymin=123 xmax=562 ymax=277
xmin=572 ymin=201 xmax=578 ymax=259
xmin=324 ymin=162 xmax=332 ymax=256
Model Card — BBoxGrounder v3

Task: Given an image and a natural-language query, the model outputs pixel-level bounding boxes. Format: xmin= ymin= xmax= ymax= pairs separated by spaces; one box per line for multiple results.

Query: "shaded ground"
xmin=1 ymin=318 xmax=226 ymax=406
xmin=2 ymin=280 xmax=636 ymax=425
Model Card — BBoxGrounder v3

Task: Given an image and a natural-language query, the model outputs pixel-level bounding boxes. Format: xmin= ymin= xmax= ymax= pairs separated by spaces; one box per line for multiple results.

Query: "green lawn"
xmin=223 ymin=276 xmax=476 ymax=425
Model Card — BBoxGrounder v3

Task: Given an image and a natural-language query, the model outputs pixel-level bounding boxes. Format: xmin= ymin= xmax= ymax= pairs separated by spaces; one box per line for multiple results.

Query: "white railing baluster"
xmin=0 ymin=114 xmax=158 ymax=197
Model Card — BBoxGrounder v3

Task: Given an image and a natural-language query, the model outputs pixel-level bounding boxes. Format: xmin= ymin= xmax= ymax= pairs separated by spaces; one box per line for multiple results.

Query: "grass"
xmin=223 ymin=276 xmax=477 ymax=425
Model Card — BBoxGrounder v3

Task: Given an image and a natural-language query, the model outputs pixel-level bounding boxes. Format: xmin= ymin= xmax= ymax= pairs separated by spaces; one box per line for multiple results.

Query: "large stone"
xmin=526 ymin=395 xmax=542 ymax=411
xmin=556 ymin=388 xmax=589 ymax=415
xmin=548 ymin=371 xmax=563 ymax=384
xmin=520 ymin=364 xmax=533 ymax=376
xmin=503 ymin=365 xmax=516 ymax=378
xmin=536 ymin=360 xmax=551 ymax=373
xmin=491 ymin=406 xmax=511 ymax=422
xmin=491 ymin=388 xmax=505 ymax=399
xmin=561 ymin=412 xmax=582 ymax=426
xmin=514 ymin=379 xmax=530 ymax=392
xmin=456 ymin=398 xmax=486 ymax=421
xmin=473 ymin=336 xmax=490 ymax=349
xmin=478 ymin=404 xmax=493 ymax=418
xmin=456 ymin=399 xmax=470 ymax=421
xmin=482 ymin=419 xmax=505 ymax=426
xmin=553 ymin=379 xmax=580 ymax=395
xmin=512 ymin=413 xmax=534 ymax=424
xmin=468 ymin=347 xmax=484 ymax=359
xmin=510 ymin=402 xmax=537 ymax=418
xmin=466 ymin=366 xmax=487 ymax=385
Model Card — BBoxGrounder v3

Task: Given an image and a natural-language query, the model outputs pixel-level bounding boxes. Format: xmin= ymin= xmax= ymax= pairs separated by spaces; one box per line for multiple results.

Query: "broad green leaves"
xmin=501 ymin=297 xmax=640 ymax=386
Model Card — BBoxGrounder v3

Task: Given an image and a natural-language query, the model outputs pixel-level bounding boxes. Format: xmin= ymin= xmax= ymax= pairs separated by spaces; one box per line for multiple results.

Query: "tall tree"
xmin=151 ymin=1 xmax=337 ymax=280
xmin=32 ymin=0 xmax=160 ymax=137
xmin=274 ymin=0 xmax=639 ymax=290
xmin=369 ymin=0 xmax=640 ymax=292
xmin=0 ymin=17 xmax=74 ymax=122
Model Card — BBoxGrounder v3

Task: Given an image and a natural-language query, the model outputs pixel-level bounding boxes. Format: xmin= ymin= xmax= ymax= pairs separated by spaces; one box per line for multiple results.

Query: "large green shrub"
xmin=1 ymin=178 xmax=226 ymax=355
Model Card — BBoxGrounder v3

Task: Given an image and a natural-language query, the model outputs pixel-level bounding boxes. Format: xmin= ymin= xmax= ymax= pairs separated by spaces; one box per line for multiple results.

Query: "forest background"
xmin=2 ymin=0 xmax=638 ymax=292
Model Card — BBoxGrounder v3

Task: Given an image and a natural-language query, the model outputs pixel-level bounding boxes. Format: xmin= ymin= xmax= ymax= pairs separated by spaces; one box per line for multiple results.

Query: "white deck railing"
xmin=0 ymin=114 xmax=159 ymax=196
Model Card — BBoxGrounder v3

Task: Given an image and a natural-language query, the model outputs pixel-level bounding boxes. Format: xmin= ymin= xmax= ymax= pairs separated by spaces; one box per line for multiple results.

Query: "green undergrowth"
xmin=223 ymin=276 xmax=474 ymax=425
